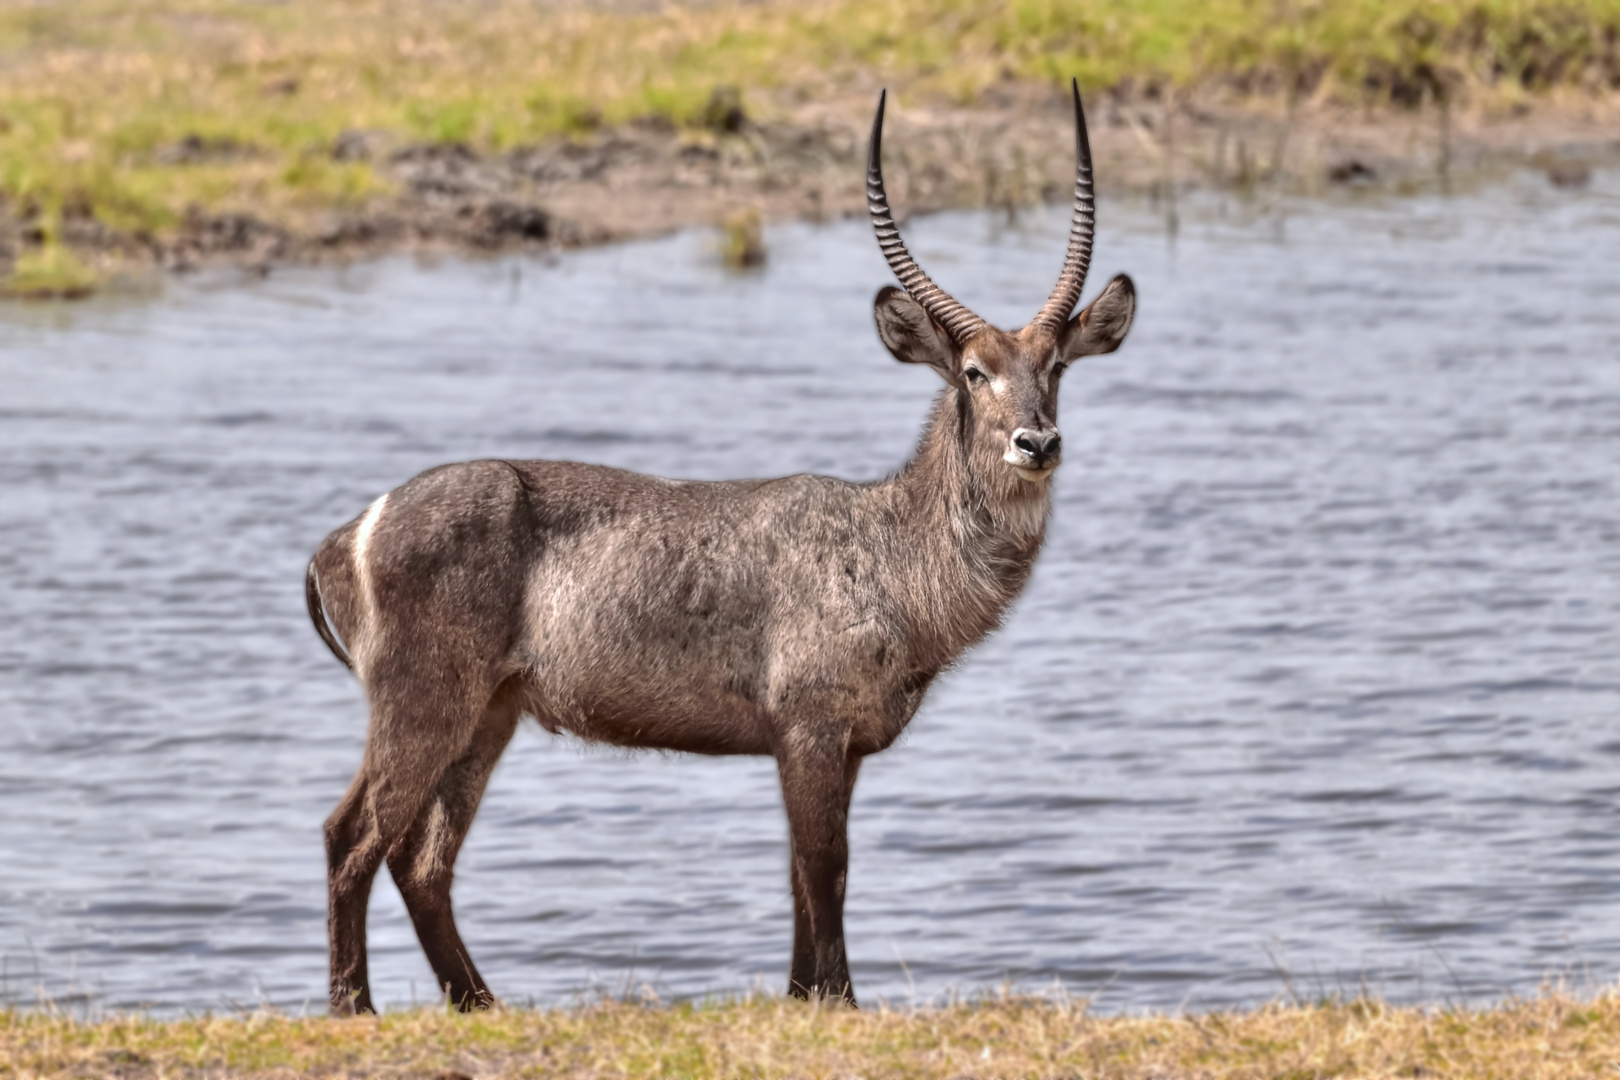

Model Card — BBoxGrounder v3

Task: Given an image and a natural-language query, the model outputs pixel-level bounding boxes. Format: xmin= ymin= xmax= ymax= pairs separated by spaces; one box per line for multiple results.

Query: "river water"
xmin=2 ymin=171 xmax=1618 ymax=1015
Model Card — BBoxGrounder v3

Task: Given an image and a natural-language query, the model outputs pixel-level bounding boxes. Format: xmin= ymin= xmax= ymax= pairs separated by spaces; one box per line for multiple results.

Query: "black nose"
xmin=1014 ymin=430 xmax=1061 ymax=462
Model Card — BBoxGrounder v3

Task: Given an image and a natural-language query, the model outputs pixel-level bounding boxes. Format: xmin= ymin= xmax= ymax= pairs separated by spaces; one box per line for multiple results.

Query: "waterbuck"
xmin=305 ymin=80 xmax=1135 ymax=1013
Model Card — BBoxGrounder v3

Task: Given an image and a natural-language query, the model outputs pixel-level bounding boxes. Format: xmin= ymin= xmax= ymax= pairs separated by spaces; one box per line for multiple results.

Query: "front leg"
xmin=779 ymin=740 xmax=861 ymax=1004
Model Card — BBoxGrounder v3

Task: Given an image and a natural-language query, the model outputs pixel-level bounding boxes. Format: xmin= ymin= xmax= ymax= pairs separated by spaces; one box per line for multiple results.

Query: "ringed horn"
xmin=866 ymin=78 xmax=1097 ymax=343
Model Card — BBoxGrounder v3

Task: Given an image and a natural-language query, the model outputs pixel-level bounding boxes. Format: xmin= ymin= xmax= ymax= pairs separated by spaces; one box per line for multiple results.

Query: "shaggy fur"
xmin=305 ymin=91 xmax=1135 ymax=1014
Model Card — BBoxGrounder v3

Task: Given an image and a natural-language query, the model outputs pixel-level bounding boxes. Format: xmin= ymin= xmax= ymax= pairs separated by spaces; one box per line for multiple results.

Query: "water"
xmin=2 ymin=171 xmax=1618 ymax=1016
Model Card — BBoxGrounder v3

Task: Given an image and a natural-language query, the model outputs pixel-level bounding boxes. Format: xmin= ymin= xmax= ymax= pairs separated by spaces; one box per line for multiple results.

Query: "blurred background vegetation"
xmin=0 ymin=0 xmax=1616 ymax=287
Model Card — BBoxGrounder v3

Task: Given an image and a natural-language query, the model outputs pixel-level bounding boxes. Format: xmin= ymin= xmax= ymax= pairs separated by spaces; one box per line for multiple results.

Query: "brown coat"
xmin=306 ymin=82 xmax=1135 ymax=1013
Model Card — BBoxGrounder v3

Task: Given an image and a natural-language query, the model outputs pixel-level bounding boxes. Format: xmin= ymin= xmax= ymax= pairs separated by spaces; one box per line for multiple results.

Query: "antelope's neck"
xmin=879 ymin=389 xmax=1051 ymax=668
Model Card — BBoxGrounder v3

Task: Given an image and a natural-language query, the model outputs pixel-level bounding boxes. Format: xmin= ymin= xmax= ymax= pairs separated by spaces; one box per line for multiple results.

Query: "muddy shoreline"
xmin=21 ymin=87 xmax=1620 ymax=287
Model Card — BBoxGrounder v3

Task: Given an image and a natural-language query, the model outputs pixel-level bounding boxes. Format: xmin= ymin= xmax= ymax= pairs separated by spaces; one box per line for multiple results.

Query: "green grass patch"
xmin=5 ymin=990 xmax=1620 ymax=1078
xmin=0 ymin=0 xmax=1616 ymax=251
xmin=0 ymin=207 xmax=97 ymax=298
xmin=1 ymin=242 xmax=98 ymax=298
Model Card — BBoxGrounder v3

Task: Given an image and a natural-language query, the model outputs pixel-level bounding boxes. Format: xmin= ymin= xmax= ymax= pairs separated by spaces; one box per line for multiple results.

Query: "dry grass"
xmin=5 ymin=990 xmax=1620 ymax=1078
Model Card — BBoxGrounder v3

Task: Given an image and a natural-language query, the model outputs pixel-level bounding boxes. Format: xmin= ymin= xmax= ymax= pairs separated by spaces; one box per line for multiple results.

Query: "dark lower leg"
xmin=394 ymin=875 xmax=491 ymax=1010
xmin=782 ymin=750 xmax=860 ymax=1005
xmin=389 ymin=805 xmax=492 ymax=1010
xmin=788 ymin=856 xmax=816 ymax=996
xmin=326 ymin=778 xmax=385 ymax=1015
xmin=386 ymin=704 xmax=516 ymax=1010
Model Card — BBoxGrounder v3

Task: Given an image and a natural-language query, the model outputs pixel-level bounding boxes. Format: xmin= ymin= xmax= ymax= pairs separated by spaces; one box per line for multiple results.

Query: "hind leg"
xmin=325 ymin=771 xmax=387 ymax=1015
xmin=326 ymin=675 xmax=492 ymax=1014
xmin=386 ymin=687 xmax=520 ymax=1010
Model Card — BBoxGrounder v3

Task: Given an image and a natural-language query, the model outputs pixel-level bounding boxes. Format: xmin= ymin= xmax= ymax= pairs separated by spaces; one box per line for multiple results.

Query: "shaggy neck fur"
xmin=878 ymin=386 xmax=1051 ymax=670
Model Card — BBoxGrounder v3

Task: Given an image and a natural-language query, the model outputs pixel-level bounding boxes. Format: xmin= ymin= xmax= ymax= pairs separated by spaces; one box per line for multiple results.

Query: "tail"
xmin=305 ymin=559 xmax=355 ymax=671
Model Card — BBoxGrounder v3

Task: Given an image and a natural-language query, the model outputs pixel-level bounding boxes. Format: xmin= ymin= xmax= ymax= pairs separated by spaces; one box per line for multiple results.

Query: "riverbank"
xmin=2 ymin=0 xmax=1618 ymax=296
xmin=5 ymin=990 xmax=1620 ymax=1078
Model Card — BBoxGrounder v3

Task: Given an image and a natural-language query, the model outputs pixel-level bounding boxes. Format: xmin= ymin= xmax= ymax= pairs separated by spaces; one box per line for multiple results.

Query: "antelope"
xmin=305 ymin=81 xmax=1135 ymax=1014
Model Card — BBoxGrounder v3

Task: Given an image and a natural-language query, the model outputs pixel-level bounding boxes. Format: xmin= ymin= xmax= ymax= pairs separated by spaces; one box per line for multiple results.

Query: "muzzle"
xmin=1006 ymin=427 xmax=1062 ymax=477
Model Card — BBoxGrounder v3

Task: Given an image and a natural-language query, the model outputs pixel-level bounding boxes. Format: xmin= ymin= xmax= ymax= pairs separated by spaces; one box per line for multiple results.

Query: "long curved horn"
xmin=867 ymin=89 xmax=988 ymax=347
xmin=1031 ymin=78 xmax=1096 ymax=333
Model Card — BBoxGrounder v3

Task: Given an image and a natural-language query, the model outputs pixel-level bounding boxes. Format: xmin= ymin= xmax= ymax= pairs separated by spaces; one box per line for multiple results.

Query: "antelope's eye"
xmin=963 ymin=367 xmax=988 ymax=386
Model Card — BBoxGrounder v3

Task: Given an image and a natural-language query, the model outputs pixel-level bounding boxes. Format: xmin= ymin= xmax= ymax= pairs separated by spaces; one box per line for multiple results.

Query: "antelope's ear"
xmin=873 ymin=286 xmax=957 ymax=379
xmin=1059 ymin=273 xmax=1136 ymax=362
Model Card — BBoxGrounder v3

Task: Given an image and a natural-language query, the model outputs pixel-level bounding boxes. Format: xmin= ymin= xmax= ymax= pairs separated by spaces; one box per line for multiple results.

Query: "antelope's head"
xmin=868 ymin=81 xmax=1135 ymax=488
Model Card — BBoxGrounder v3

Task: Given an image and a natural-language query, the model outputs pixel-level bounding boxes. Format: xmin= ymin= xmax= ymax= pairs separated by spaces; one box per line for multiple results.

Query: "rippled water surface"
xmin=3 ymin=173 xmax=1619 ymax=1014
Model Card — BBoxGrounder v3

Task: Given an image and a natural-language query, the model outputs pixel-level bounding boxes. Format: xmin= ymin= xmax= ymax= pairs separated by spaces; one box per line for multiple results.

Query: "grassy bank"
xmin=1 ymin=0 xmax=1618 ymax=293
xmin=5 ymin=991 xmax=1620 ymax=1078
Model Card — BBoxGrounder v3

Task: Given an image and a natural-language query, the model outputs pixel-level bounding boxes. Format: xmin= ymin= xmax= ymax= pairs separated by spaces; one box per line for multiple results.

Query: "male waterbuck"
xmin=306 ymin=81 xmax=1135 ymax=1013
